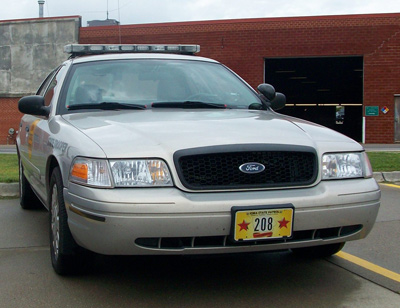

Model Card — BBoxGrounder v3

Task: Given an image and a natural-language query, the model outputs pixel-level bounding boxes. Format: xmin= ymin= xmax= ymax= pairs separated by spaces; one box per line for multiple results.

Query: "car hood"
xmin=62 ymin=109 xmax=362 ymax=158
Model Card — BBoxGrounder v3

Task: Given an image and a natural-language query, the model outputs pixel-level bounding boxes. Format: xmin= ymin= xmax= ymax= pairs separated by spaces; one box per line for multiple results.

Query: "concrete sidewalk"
xmin=0 ymin=144 xmax=17 ymax=154
xmin=361 ymin=143 xmax=400 ymax=152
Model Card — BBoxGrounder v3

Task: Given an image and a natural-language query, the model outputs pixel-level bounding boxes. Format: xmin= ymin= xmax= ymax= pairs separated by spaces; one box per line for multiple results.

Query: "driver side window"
xmin=36 ymin=66 xmax=65 ymax=107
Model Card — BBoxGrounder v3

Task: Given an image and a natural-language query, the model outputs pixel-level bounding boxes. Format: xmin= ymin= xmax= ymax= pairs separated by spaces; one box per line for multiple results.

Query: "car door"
xmin=19 ymin=66 xmax=63 ymax=201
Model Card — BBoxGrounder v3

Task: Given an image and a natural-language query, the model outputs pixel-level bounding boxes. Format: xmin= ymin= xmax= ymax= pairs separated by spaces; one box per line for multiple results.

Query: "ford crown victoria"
xmin=16 ymin=44 xmax=380 ymax=275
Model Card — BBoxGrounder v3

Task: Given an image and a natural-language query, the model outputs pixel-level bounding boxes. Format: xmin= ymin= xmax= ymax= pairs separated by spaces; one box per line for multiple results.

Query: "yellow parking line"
xmin=381 ymin=183 xmax=400 ymax=189
xmin=336 ymin=251 xmax=400 ymax=283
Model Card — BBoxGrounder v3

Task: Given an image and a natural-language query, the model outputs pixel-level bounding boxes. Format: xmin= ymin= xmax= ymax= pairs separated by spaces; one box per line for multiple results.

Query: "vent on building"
xmin=38 ymin=0 xmax=45 ymax=18
xmin=87 ymin=19 xmax=120 ymax=27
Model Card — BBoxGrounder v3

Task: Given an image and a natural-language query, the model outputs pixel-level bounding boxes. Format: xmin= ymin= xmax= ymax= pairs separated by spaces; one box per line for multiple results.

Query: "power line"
xmin=108 ymin=0 xmax=133 ymax=12
xmin=46 ymin=0 xmax=50 ymax=16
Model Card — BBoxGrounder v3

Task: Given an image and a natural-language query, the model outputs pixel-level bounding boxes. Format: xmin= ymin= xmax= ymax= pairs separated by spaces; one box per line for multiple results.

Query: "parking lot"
xmin=0 ymin=184 xmax=399 ymax=307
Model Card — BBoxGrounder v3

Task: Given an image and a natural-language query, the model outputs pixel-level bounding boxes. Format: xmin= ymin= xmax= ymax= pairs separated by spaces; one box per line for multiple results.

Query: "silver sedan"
xmin=17 ymin=44 xmax=380 ymax=275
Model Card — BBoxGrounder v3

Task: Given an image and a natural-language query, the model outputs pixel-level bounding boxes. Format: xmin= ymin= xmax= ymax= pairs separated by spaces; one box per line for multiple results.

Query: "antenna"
xmin=107 ymin=0 xmax=109 ymax=20
xmin=118 ymin=0 xmax=122 ymax=44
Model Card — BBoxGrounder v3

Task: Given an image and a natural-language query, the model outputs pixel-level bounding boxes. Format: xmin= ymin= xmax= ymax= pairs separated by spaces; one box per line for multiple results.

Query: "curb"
xmin=373 ymin=171 xmax=400 ymax=183
xmin=0 ymin=183 xmax=19 ymax=197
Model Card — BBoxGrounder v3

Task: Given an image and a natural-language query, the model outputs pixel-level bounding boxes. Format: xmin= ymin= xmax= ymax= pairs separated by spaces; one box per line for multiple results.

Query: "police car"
xmin=17 ymin=44 xmax=380 ymax=275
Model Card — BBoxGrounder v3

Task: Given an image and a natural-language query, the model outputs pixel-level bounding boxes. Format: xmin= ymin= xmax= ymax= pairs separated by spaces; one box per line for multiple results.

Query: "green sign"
xmin=365 ymin=106 xmax=379 ymax=116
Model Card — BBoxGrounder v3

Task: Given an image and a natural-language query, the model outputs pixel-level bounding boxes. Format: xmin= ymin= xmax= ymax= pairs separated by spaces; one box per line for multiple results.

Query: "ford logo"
xmin=239 ymin=162 xmax=265 ymax=174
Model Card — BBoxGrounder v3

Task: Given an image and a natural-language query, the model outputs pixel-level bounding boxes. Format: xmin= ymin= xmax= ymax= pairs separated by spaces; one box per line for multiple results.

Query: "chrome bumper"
xmin=64 ymin=178 xmax=380 ymax=255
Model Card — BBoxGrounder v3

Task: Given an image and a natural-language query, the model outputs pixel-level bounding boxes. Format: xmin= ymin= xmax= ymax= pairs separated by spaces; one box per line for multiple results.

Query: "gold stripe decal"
xmin=28 ymin=119 xmax=41 ymax=159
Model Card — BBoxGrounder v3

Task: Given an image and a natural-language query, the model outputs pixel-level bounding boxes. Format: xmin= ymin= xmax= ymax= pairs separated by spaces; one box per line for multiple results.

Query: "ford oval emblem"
xmin=239 ymin=162 xmax=265 ymax=174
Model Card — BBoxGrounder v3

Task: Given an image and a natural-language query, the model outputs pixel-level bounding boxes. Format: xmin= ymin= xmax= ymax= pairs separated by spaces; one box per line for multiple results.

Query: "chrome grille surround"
xmin=174 ymin=144 xmax=318 ymax=190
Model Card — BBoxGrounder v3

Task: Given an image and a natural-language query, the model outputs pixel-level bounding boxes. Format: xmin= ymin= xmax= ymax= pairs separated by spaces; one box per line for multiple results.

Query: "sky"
xmin=1 ymin=0 xmax=400 ymax=26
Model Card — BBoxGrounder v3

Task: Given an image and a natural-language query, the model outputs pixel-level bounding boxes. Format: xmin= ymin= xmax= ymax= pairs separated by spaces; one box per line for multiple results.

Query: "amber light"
xmin=71 ymin=163 xmax=88 ymax=181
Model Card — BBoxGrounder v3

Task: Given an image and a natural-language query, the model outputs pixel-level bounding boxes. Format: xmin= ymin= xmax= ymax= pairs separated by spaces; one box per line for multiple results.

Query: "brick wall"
xmin=79 ymin=13 xmax=400 ymax=143
xmin=0 ymin=97 xmax=22 ymax=145
xmin=364 ymin=30 xmax=400 ymax=143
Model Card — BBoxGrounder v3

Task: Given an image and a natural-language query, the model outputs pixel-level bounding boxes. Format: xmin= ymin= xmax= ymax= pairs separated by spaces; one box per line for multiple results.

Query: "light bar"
xmin=64 ymin=44 xmax=200 ymax=56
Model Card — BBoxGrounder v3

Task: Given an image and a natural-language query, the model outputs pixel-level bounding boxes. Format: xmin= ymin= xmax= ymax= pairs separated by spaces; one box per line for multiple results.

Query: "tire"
xmin=49 ymin=167 xmax=91 ymax=275
xmin=291 ymin=242 xmax=345 ymax=258
xmin=19 ymin=158 xmax=42 ymax=209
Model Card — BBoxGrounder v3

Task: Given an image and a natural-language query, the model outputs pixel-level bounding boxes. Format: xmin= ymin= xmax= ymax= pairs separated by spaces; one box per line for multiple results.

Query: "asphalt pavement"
xmin=0 ymin=184 xmax=399 ymax=307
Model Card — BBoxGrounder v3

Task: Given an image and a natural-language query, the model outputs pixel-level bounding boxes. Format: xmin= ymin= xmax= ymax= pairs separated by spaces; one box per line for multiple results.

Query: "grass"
xmin=366 ymin=152 xmax=400 ymax=173
xmin=0 ymin=154 xmax=19 ymax=183
xmin=0 ymin=152 xmax=399 ymax=183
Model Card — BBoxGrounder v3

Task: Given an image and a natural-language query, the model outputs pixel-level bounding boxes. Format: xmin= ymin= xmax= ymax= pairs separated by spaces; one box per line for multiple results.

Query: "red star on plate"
xmin=238 ymin=220 xmax=250 ymax=231
xmin=278 ymin=217 xmax=290 ymax=229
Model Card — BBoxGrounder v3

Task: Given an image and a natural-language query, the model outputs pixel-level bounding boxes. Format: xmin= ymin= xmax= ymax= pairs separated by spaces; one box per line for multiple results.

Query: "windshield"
xmin=60 ymin=59 xmax=262 ymax=113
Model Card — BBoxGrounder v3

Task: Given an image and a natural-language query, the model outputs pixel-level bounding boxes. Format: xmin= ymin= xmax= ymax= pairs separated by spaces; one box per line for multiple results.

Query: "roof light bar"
xmin=64 ymin=44 xmax=200 ymax=56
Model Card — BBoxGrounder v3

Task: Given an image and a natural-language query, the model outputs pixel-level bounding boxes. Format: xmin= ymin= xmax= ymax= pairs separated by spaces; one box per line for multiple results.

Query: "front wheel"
xmin=49 ymin=167 xmax=91 ymax=275
xmin=291 ymin=242 xmax=345 ymax=258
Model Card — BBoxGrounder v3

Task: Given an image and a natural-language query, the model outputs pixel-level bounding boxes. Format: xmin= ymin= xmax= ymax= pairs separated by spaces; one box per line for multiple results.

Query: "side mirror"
xmin=257 ymin=83 xmax=286 ymax=111
xmin=257 ymin=84 xmax=276 ymax=101
xmin=270 ymin=92 xmax=286 ymax=111
xmin=18 ymin=95 xmax=50 ymax=117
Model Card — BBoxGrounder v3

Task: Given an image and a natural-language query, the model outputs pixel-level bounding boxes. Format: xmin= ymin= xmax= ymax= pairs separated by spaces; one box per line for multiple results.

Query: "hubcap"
xmin=51 ymin=185 xmax=60 ymax=260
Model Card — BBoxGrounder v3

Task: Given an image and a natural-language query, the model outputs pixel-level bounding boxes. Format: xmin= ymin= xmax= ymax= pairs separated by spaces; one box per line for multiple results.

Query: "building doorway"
xmin=265 ymin=56 xmax=363 ymax=142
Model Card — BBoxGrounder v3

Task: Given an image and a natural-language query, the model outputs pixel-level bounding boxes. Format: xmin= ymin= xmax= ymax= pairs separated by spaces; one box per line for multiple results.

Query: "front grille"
xmin=174 ymin=145 xmax=317 ymax=190
xmin=135 ymin=225 xmax=363 ymax=250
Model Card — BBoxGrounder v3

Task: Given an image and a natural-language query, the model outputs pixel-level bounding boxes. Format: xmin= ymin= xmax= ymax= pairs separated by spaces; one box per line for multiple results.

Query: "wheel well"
xmin=46 ymin=156 xmax=60 ymax=193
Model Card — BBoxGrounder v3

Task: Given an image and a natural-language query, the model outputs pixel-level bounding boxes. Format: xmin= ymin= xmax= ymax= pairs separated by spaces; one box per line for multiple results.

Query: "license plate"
xmin=232 ymin=205 xmax=294 ymax=241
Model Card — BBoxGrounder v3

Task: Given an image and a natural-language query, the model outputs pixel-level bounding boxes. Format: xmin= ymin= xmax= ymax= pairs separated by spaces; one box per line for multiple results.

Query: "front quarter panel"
xmin=48 ymin=115 xmax=108 ymax=189
xmin=17 ymin=113 xmax=108 ymax=207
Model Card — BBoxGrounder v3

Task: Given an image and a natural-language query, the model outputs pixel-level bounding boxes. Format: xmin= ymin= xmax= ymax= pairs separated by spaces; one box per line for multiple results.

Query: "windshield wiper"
xmin=151 ymin=101 xmax=228 ymax=109
xmin=67 ymin=102 xmax=147 ymax=111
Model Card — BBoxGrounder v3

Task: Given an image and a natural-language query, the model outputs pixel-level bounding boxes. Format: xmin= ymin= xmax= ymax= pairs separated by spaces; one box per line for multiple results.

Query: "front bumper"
xmin=64 ymin=178 xmax=380 ymax=255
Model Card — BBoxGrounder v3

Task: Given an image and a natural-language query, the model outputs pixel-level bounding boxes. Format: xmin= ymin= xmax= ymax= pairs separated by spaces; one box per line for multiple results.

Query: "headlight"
xmin=322 ymin=152 xmax=373 ymax=180
xmin=70 ymin=158 xmax=112 ymax=187
xmin=110 ymin=159 xmax=173 ymax=187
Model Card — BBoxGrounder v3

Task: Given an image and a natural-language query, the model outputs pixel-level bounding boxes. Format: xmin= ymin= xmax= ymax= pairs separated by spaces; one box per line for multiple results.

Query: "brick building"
xmin=1 ymin=13 xmax=400 ymax=144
